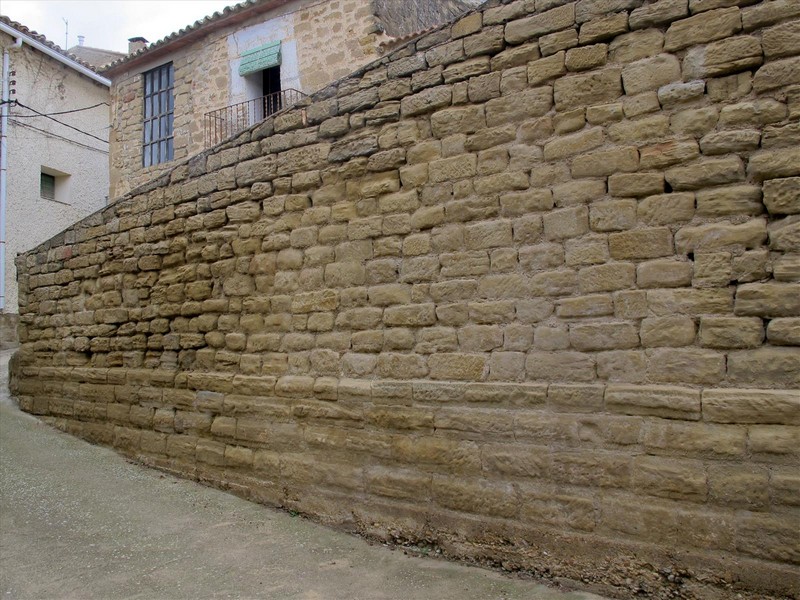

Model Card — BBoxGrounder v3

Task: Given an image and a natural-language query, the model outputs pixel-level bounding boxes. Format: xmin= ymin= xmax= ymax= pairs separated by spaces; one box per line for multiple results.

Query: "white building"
xmin=0 ymin=16 xmax=112 ymax=345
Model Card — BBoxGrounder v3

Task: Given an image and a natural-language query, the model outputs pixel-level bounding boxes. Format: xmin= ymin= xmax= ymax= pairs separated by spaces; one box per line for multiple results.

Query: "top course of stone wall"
xmin=11 ymin=0 xmax=800 ymax=598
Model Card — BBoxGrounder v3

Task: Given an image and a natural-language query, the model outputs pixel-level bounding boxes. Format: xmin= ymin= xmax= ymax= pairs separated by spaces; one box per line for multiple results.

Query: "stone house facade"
xmin=103 ymin=0 xmax=475 ymax=199
xmin=0 ymin=17 xmax=111 ymax=343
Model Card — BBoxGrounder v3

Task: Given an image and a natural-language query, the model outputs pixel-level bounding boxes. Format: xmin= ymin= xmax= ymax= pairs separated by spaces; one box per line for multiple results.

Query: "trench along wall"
xmin=10 ymin=0 xmax=800 ymax=597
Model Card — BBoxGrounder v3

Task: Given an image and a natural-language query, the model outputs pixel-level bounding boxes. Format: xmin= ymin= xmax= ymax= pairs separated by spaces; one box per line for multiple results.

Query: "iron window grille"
xmin=142 ymin=62 xmax=174 ymax=167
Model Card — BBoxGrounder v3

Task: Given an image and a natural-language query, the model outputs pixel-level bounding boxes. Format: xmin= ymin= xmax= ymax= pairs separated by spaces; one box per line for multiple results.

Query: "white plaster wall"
xmin=227 ymin=15 xmax=301 ymax=104
xmin=2 ymin=34 xmax=110 ymax=313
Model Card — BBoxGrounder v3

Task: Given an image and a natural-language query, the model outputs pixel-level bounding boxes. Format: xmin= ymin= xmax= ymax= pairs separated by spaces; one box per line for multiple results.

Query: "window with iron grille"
xmin=142 ymin=62 xmax=174 ymax=167
xmin=40 ymin=172 xmax=56 ymax=200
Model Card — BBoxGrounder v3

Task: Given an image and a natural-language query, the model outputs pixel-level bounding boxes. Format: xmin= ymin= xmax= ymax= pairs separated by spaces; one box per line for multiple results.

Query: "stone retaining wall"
xmin=11 ymin=0 xmax=800 ymax=597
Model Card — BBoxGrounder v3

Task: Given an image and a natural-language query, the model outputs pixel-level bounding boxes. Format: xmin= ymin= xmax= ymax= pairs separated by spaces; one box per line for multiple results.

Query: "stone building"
xmin=0 ymin=17 xmax=112 ymax=345
xmin=103 ymin=0 xmax=476 ymax=199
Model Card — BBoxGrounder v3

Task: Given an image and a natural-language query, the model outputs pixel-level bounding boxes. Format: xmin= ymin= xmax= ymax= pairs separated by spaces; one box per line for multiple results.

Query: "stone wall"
xmin=12 ymin=0 xmax=800 ymax=597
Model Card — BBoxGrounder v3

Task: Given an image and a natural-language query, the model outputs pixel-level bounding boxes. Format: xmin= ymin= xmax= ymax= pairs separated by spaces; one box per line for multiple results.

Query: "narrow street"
xmin=0 ymin=349 xmax=604 ymax=600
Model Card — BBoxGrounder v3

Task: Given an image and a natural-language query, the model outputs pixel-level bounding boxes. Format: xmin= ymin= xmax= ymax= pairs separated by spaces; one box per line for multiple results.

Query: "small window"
xmin=40 ymin=167 xmax=70 ymax=204
xmin=40 ymin=173 xmax=56 ymax=200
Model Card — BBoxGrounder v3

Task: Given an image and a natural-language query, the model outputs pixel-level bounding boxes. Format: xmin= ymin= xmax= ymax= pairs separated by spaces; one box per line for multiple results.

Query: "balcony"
xmin=203 ymin=88 xmax=307 ymax=148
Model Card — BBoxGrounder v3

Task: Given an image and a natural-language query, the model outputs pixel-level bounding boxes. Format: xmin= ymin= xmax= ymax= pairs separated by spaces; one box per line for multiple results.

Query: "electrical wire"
xmin=6 ymin=101 xmax=109 ymax=117
xmin=8 ymin=119 xmax=108 ymax=154
xmin=10 ymin=101 xmax=108 ymax=144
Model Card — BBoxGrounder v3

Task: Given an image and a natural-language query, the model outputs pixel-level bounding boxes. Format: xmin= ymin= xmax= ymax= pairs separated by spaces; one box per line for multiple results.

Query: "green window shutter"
xmin=239 ymin=41 xmax=282 ymax=76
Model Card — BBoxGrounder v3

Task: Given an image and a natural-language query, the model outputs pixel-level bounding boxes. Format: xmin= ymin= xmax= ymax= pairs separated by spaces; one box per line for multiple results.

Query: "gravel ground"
xmin=0 ymin=349 xmax=607 ymax=600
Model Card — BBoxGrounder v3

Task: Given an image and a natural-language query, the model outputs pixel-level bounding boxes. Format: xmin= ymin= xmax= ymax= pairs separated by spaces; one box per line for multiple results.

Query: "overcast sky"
xmin=2 ymin=0 xmax=238 ymax=53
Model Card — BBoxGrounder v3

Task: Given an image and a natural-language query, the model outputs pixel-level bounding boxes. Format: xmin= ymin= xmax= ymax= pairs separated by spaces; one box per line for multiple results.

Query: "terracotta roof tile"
xmin=101 ymin=0 xmax=288 ymax=74
xmin=0 ymin=14 xmax=105 ymax=74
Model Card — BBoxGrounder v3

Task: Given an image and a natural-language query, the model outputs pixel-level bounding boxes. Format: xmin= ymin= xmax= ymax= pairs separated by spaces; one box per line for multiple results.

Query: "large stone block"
xmin=609 ymin=173 xmax=665 ymax=197
xmin=605 ymin=385 xmax=700 ymax=421
xmin=633 ymin=456 xmax=708 ymax=502
xmin=505 ymin=3 xmax=576 ymax=44
xmin=429 ymin=154 xmax=478 ymax=182
xmin=727 ymin=348 xmax=800 ymax=388
xmin=570 ymin=322 xmax=639 ymax=351
xmin=763 ymin=178 xmax=800 ymax=215
xmin=666 ymin=157 xmax=744 ymax=190
xmin=762 ymin=19 xmax=800 ymax=59
xmin=428 ymin=353 xmax=488 ymax=381
xmin=564 ymin=43 xmax=608 ymax=71
xmin=528 ymin=52 xmax=567 ymax=86
xmin=543 ymin=127 xmax=604 ymax=161
xmin=703 ymin=389 xmax=800 ymax=425
xmin=735 ymin=283 xmax=800 ymax=318
xmin=698 ymin=316 xmax=764 ymax=349
xmin=571 ymin=146 xmax=638 ymax=177
xmin=767 ymin=318 xmax=800 ymax=346
xmin=647 ymin=348 xmax=726 ymax=385
xmin=622 ymin=54 xmax=681 ymax=95
xmin=609 ymin=228 xmax=673 ymax=259
xmin=753 ymin=56 xmax=800 ymax=93
xmin=485 ymin=87 xmax=553 ymax=126
xmin=550 ymin=450 xmax=631 ymax=489
xmin=578 ymin=13 xmax=628 ymax=45
xmin=443 ymin=56 xmax=491 ymax=84
xmin=640 ymin=315 xmax=696 ymax=347
xmin=557 ymin=294 xmax=614 ymax=318
xmin=554 ymin=68 xmax=622 ymax=111
xmin=578 ymin=263 xmax=636 ymax=293
xmin=526 ymin=351 xmax=596 ymax=382
xmin=431 ymin=106 xmax=486 ymax=138
xmin=400 ymin=85 xmax=452 ymax=117
xmin=643 ymin=421 xmax=745 ymax=458
xmin=629 ymin=0 xmax=688 ymax=29
xmin=638 ymin=192 xmax=695 ymax=225
xmin=695 ymin=185 xmax=763 ymax=217
xmin=433 ymin=476 xmax=518 ymax=518
xmin=575 ymin=0 xmax=641 ymax=23
xmin=674 ymin=219 xmax=767 ymax=253
xmin=664 ymin=7 xmax=742 ymax=51
xmin=683 ymin=36 xmax=762 ymax=79
xmin=543 ymin=206 xmax=589 ymax=240
xmin=647 ymin=288 xmax=734 ymax=316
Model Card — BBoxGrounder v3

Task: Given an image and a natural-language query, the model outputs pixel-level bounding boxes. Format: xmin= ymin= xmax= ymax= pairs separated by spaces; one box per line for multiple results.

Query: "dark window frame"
xmin=40 ymin=172 xmax=56 ymax=200
xmin=142 ymin=62 xmax=174 ymax=168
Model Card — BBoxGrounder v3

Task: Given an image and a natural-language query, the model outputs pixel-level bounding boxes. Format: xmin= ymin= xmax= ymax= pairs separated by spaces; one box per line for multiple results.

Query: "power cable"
xmin=11 ymin=101 xmax=108 ymax=144
xmin=7 ymin=101 xmax=109 ymax=117
xmin=8 ymin=119 xmax=108 ymax=154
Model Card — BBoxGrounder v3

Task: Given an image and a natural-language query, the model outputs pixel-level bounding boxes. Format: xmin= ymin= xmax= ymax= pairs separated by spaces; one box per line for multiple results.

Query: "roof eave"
xmin=102 ymin=0 xmax=293 ymax=78
xmin=0 ymin=21 xmax=110 ymax=86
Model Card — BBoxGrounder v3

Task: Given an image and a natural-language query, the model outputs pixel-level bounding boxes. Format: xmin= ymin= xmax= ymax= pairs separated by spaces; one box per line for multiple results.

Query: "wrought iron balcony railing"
xmin=203 ymin=88 xmax=306 ymax=148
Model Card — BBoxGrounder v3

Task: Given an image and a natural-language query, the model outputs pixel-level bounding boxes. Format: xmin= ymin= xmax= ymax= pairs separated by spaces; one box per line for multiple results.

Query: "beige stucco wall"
xmin=1 ymin=30 xmax=110 ymax=314
xmin=108 ymin=0 xmax=383 ymax=200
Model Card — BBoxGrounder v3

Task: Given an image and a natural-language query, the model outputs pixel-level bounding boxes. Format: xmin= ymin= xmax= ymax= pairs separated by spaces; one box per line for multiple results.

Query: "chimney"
xmin=128 ymin=36 xmax=148 ymax=54
xmin=77 ymin=35 xmax=85 ymax=46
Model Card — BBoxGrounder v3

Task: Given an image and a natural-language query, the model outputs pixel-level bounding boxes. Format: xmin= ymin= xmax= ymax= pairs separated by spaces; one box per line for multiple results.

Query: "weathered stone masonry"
xmin=11 ymin=0 xmax=800 ymax=597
